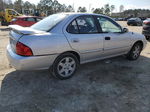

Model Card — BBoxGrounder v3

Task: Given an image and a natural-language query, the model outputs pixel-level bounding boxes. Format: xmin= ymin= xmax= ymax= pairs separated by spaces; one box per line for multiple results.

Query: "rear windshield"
xmin=31 ymin=14 xmax=67 ymax=31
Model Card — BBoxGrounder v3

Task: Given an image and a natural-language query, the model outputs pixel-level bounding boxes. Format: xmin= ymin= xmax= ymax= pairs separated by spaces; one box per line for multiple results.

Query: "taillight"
xmin=16 ymin=42 xmax=33 ymax=56
xmin=143 ymin=21 xmax=150 ymax=25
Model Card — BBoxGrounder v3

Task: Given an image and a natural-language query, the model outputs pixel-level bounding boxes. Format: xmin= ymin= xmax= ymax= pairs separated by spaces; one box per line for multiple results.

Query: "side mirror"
xmin=122 ymin=28 xmax=128 ymax=33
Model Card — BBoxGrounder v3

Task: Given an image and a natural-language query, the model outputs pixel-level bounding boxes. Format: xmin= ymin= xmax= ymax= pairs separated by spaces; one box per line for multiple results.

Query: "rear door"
xmin=64 ymin=15 xmax=104 ymax=60
xmin=95 ymin=16 xmax=131 ymax=56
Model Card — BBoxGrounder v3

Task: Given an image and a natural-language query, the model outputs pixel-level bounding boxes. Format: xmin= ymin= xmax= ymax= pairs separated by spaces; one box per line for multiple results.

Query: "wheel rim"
xmin=133 ymin=45 xmax=141 ymax=59
xmin=57 ymin=57 xmax=76 ymax=77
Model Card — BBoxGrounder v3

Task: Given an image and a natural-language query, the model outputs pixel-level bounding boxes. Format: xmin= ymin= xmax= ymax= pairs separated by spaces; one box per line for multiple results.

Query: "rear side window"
xmin=67 ymin=20 xmax=79 ymax=34
xmin=76 ymin=16 xmax=98 ymax=34
xmin=67 ymin=16 xmax=98 ymax=34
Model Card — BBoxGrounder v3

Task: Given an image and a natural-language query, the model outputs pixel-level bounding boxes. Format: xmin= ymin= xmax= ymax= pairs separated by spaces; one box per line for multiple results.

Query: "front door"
xmin=95 ymin=16 xmax=131 ymax=56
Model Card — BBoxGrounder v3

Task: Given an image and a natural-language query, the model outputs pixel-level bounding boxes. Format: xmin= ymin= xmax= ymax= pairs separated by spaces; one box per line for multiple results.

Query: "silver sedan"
xmin=7 ymin=13 xmax=147 ymax=79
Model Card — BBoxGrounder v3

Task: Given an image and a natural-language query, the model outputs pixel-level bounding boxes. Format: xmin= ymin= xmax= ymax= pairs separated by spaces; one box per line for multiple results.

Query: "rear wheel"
xmin=126 ymin=43 xmax=143 ymax=60
xmin=52 ymin=53 xmax=79 ymax=80
xmin=1 ymin=20 xmax=9 ymax=26
xmin=137 ymin=23 xmax=142 ymax=26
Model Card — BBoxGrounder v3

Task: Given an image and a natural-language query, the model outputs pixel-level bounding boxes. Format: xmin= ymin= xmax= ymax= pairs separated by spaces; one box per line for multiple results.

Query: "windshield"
xmin=129 ymin=18 xmax=137 ymax=20
xmin=31 ymin=14 xmax=67 ymax=31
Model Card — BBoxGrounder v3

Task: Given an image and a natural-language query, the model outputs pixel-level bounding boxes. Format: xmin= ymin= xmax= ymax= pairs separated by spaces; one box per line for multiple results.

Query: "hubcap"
xmin=57 ymin=57 xmax=76 ymax=77
xmin=133 ymin=45 xmax=141 ymax=59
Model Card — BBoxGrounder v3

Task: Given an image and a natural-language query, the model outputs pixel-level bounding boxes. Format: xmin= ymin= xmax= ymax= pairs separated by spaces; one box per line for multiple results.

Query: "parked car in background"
xmin=142 ymin=18 xmax=150 ymax=40
xmin=124 ymin=17 xmax=131 ymax=21
xmin=127 ymin=18 xmax=142 ymax=26
xmin=116 ymin=18 xmax=124 ymax=21
xmin=10 ymin=16 xmax=42 ymax=27
xmin=139 ymin=17 xmax=147 ymax=21
xmin=7 ymin=13 xmax=147 ymax=79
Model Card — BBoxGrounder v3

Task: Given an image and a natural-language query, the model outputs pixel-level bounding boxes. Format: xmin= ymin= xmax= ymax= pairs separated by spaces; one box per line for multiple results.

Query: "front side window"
xmin=97 ymin=17 xmax=122 ymax=33
xmin=76 ymin=16 xmax=98 ymax=34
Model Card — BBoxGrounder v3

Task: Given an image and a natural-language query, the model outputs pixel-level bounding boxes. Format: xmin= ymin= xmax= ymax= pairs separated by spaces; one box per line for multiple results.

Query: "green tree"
xmin=37 ymin=0 xmax=71 ymax=15
xmin=65 ymin=5 xmax=74 ymax=12
xmin=52 ymin=0 xmax=59 ymax=13
xmin=93 ymin=8 xmax=104 ymax=14
xmin=104 ymin=4 xmax=110 ymax=15
xmin=0 ymin=0 xmax=5 ymax=10
xmin=22 ymin=1 xmax=36 ymax=15
xmin=0 ymin=0 xmax=13 ymax=10
xmin=77 ymin=7 xmax=87 ymax=12
xmin=59 ymin=4 xmax=67 ymax=12
xmin=110 ymin=5 xmax=115 ymax=13
xmin=37 ymin=0 xmax=53 ymax=15
xmin=23 ymin=1 xmax=32 ymax=9
xmin=14 ymin=0 xmax=23 ymax=13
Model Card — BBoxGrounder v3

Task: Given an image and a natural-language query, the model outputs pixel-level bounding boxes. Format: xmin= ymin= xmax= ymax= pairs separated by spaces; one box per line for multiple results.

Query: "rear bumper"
xmin=7 ymin=45 xmax=58 ymax=70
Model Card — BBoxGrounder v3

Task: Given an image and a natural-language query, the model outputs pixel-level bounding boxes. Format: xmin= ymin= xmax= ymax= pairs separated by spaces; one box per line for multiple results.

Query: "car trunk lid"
xmin=8 ymin=25 xmax=45 ymax=52
xmin=9 ymin=25 xmax=45 ymax=35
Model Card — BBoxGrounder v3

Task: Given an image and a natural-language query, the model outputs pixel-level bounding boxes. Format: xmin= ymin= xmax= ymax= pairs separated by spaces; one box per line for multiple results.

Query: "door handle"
xmin=72 ymin=38 xmax=79 ymax=43
xmin=105 ymin=37 xmax=111 ymax=40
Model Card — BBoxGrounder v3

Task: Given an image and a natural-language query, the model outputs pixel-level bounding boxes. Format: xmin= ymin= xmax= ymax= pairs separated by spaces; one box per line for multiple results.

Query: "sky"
xmin=22 ymin=0 xmax=150 ymax=12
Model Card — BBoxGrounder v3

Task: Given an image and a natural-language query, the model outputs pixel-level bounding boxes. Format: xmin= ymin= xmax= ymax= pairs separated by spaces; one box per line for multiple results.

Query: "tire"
xmin=1 ymin=20 xmax=9 ymax=26
xmin=1 ymin=20 xmax=5 ymax=26
xmin=137 ymin=23 xmax=142 ymax=26
xmin=145 ymin=36 xmax=150 ymax=40
xmin=126 ymin=43 xmax=143 ymax=60
xmin=51 ymin=53 xmax=79 ymax=80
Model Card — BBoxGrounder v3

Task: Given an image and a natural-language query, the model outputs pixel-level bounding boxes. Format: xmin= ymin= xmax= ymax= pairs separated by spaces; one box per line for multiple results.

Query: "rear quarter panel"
xmin=18 ymin=33 xmax=72 ymax=56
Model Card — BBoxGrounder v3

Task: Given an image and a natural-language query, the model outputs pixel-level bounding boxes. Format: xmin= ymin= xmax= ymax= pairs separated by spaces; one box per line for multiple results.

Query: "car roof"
xmin=57 ymin=12 xmax=109 ymax=18
xmin=129 ymin=18 xmax=137 ymax=20
xmin=16 ymin=16 xmax=38 ymax=18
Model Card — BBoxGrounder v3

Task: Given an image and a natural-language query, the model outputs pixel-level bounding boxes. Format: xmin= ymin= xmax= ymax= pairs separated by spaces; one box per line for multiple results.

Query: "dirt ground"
xmin=0 ymin=22 xmax=150 ymax=112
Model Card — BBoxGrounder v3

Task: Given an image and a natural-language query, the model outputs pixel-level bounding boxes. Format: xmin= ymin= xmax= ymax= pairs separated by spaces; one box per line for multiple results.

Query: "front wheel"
xmin=52 ymin=53 xmax=79 ymax=80
xmin=145 ymin=36 xmax=150 ymax=40
xmin=126 ymin=43 xmax=143 ymax=60
xmin=1 ymin=21 xmax=9 ymax=26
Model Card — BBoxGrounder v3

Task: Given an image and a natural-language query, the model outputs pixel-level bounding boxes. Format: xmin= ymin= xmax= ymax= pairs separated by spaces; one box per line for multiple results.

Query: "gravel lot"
xmin=0 ymin=22 xmax=150 ymax=112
